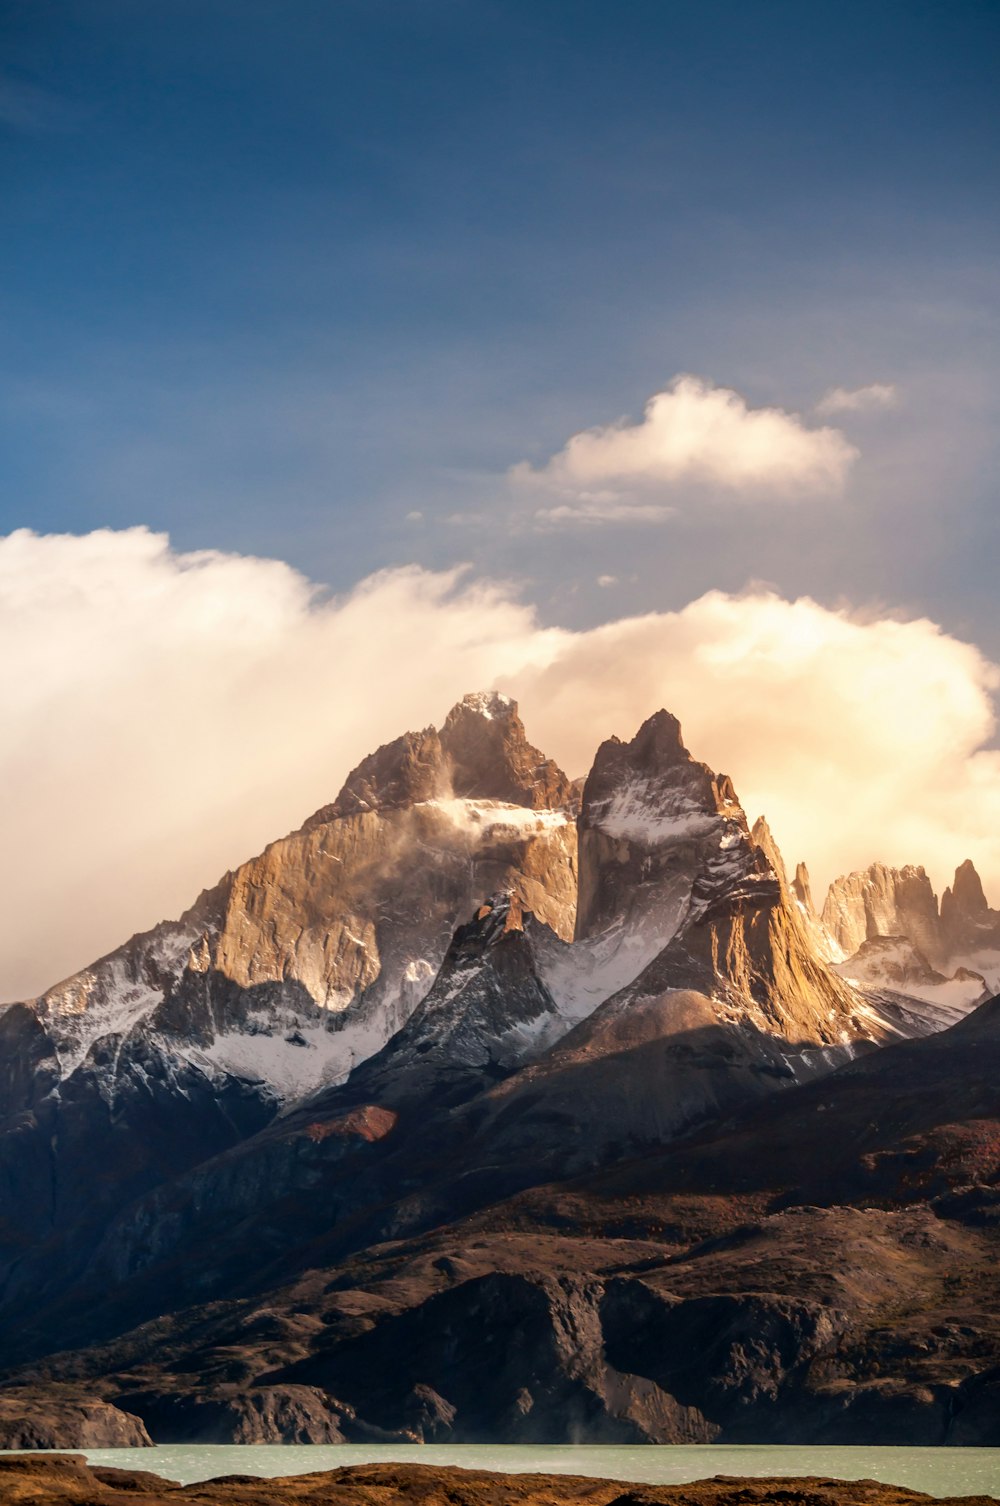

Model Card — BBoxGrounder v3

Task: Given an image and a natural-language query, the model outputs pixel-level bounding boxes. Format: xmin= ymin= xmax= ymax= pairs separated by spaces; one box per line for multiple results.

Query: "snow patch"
xmin=196 ymin=1014 xmax=387 ymax=1104
xmin=458 ymin=690 xmax=514 ymax=721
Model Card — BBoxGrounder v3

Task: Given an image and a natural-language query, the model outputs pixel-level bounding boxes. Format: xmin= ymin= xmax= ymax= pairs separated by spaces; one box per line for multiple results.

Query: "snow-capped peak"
xmin=457 ymin=690 xmax=515 ymax=721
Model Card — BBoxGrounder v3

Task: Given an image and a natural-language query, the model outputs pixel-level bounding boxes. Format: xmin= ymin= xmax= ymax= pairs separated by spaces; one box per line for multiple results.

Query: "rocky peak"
xmin=438 ymin=693 xmax=573 ymax=809
xmin=575 ymin=711 xmax=760 ymax=945
xmin=941 ymin=859 xmax=989 ymax=931
xmin=821 ymin=862 xmax=944 ymax=968
xmin=749 ymin=817 xmax=787 ymax=892
xmin=792 ymin=862 xmax=816 ymax=915
xmin=941 ymin=859 xmax=1000 ymax=959
xmin=305 ymin=693 xmax=572 ymax=831
xmin=347 ymin=892 xmax=561 ymax=1107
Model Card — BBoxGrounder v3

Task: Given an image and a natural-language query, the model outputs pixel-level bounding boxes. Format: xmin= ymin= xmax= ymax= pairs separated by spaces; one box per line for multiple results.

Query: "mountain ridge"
xmin=0 ymin=691 xmax=997 ymax=1448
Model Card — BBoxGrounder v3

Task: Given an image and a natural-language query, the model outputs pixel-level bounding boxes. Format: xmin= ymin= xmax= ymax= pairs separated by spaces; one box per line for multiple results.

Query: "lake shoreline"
xmin=3 ymin=1444 xmax=1000 ymax=1501
xmin=3 ymin=1455 xmax=1000 ymax=1506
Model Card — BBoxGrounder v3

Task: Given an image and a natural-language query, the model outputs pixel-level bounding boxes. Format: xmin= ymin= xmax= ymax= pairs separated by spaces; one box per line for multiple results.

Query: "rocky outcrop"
xmin=305 ymin=691 xmax=574 ymax=826
xmin=822 ymin=863 xmax=945 ymax=967
xmin=110 ymin=1384 xmax=377 ymax=1444
xmin=792 ymin=861 xmax=816 ymax=914
xmin=575 ymin=711 xmax=753 ymax=945
xmin=941 ymin=859 xmax=1000 ymax=958
xmin=285 ymin=1270 xmax=716 ymax=1444
xmin=0 ymin=1393 xmax=151 ymax=1449
xmin=821 ymin=858 xmax=1000 ymax=1002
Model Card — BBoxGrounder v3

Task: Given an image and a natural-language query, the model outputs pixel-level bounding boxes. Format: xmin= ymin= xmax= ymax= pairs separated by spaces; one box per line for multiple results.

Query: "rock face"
xmin=574 ymin=711 xmax=747 ymax=941
xmin=289 ymin=1270 xmax=716 ymax=1444
xmin=110 ymin=1384 xmax=371 ymax=1445
xmin=821 ymin=857 xmax=1000 ymax=998
xmin=0 ymin=1395 xmax=151 ymax=1449
xmin=347 ymin=894 xmax=568 ymax=1111
xmin=822 ymin=862 xmax=945 ymax=967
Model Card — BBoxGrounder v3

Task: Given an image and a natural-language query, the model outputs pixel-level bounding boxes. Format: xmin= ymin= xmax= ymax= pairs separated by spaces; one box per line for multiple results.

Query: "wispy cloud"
xmin=510 ymin=376 xmax=858 ymax=528
xmin=816 ymin=382 xmax=898 ymax=416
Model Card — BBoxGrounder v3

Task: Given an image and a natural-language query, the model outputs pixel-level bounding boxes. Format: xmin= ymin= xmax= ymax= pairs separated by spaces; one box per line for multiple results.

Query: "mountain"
xmin=0 ymin=693 xmax=997 ymax=1448
xmin=0 ymin=694 xmax=578 ymax=1331
xmin=941 ymin=858 xmax=1000 ymax=963
xmin=820 ymin=858 xmax=998 ymax=1017
xmin=27 ymin=691 xmax=578 ymax=1108
xmin=822 ymin=862 xmax=946 ymax=965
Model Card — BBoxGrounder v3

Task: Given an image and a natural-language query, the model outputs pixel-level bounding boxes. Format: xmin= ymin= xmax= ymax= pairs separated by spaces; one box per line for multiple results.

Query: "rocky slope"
xmin=2 ymin=995 xmax=997 ymax=1447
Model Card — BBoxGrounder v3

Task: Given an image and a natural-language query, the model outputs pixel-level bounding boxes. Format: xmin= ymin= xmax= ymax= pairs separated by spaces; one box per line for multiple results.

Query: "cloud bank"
xmin=2 ymin=527 xmax=999 ymax=1000
xmin=511 ymin=375 xmax=858 ymax=525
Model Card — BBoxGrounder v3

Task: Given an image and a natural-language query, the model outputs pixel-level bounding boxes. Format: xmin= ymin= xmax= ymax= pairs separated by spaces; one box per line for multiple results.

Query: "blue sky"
xmin=2 ymin=0 xmax=999 ymax=644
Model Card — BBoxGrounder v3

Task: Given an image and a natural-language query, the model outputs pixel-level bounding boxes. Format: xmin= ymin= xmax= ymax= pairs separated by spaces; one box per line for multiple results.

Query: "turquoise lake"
xmin=56 ymin=1443 xmax=1000 ymax=1494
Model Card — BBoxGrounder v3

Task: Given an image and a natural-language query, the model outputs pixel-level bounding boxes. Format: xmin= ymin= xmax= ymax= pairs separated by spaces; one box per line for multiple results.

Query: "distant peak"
xmin=633 ymin=708 xmax=687 ymax=760
xmin=945 ymin=858 xmax=988 ymax=915
xmin=792 ymin=861 xmax=816 ymax=915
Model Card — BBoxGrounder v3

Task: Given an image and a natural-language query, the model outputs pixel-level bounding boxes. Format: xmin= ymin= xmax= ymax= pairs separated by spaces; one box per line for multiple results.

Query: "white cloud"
xmin=596 ymin=575 xmax=618 ymax=588
xmin=2 ymin=527 xmax=999 ymax=1000
xmin=816 ymin=382 xmax=898 ymax=416
xmin=510 ymin=375 xmax=858 ymax=525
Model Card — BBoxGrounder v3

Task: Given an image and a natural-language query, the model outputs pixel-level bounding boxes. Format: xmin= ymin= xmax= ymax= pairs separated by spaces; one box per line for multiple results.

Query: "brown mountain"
xmin=0 ymin=696 xmax=997 ymax=1449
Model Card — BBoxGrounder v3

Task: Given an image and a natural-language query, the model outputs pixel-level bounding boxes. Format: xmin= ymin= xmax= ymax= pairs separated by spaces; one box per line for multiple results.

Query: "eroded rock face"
xmin=0 ymin=1394 xmax=151 ymax=1449
xmin=286 ymin=1271 xmax=716 ymax=1444
xmin=822 ymin=863 xmax=945 ymax=967
xmin=113 ymin=1385 xmax=358 ymax=1445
